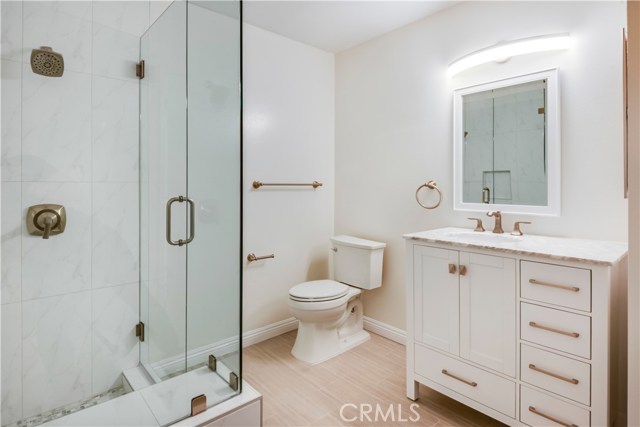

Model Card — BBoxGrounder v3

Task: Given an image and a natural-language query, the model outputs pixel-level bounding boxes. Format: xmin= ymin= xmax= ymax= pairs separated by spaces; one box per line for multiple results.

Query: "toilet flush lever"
xmin=27 ymin=204 xmax=66 ymax=239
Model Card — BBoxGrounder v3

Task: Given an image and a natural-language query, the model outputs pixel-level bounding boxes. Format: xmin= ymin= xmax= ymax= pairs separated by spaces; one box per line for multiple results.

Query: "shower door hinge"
xmin=135 ymin=322 xmax=145 ymax=342
xmin=136 ymin=60 xmax=145 ymax=79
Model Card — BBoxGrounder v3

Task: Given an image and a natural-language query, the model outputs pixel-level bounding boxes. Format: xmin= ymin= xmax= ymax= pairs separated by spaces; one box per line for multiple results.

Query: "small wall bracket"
xmin=135 ymin=322 xmax=145 ymax=342
xmin=136 ymin=60 xmax=145 ymax=79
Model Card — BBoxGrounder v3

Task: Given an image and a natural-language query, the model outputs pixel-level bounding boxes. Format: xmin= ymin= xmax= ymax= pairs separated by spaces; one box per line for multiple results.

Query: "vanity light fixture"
xmin=447 ymin=33 xmax=571 ymax=76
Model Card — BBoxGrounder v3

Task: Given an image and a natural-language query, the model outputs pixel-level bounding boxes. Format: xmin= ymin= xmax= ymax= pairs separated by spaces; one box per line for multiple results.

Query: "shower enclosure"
xmin=1 ymin=1 xmax=242 ymax=425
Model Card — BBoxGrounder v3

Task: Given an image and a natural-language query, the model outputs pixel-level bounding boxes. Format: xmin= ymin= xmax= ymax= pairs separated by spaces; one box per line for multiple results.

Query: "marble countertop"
xmin=403 ymin=227 xmax=628 ymax=266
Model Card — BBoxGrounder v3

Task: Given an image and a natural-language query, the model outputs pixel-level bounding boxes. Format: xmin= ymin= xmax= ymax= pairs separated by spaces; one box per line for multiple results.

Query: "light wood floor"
xmin=244 ymin=331 xmax=507 ymax=427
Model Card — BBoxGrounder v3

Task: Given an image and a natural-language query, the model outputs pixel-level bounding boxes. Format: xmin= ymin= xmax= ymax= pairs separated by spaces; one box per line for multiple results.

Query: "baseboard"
xmin=149 ymin=318 xmax=299 ymax=378
xmin=148 ymin=316 xmax=403 ymax=378
xmin=363 ymin=316 xmax=406 ymax=345
xmin=242 ymin=317 xmax=299 ymax=348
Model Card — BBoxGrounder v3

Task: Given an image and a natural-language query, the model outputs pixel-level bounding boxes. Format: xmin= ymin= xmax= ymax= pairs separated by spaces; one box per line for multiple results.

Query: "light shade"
xmin=448 ymin=33 xmax=571 ymax=76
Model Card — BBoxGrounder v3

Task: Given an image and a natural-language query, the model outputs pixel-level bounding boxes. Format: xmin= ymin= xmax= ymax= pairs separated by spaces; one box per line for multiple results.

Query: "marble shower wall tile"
xmin=150 ymin=1 xmax=173 ymax=27
xmin=22 ymin=66 xmax=92 ymax=182
xmin=22 ymin=182 xmax=92 ymax=300
xmin=22 ymin=1 xmax=92 ymax=74
xmin=93 ymin=23 xmax=140 ymax=81
xmin=2 ymin=302 xmax=23 ymax=425
xmin=92 ymin=283 xmax=139 ymax=394
xmin=2 ymin=182 xmax=22 ymax=304
xmin=2 ymin=59 xmax=22 ymax=181
xmin=92 ymin=76 xmax=139 ymax=182
xmin=92 ymin=182 xmax=138 ymax=289
xmin=93 ymin=1 xmax=150 ymax=36
xmin=1 ymin=1 xmax=23 ymax=62
xmin=22 ymin=291 xmax=92 ymax=418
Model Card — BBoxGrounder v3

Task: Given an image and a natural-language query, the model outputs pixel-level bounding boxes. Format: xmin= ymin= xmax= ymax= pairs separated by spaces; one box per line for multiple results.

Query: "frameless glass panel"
xmin=139 ymin=0 xmax=188 ymax=383
xmin=186 ymin=0 xmax=242 ymax=407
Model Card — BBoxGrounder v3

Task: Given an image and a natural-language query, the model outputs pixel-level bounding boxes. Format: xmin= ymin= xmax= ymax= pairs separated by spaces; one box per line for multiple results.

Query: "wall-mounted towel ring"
xmin=416 ymin=180 xmax=442 ymax=209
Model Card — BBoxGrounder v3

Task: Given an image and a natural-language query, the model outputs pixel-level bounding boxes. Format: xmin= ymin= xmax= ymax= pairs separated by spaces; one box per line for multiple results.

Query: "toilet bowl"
xmin=288 ymin=236 xmax=385 ymax=365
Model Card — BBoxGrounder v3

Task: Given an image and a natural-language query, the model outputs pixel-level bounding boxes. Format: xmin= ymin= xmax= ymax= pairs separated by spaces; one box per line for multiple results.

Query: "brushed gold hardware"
xmin=208 ymin=354 xmax=217 ymax=371
xmin=486 ymin=211 xmax=504 ymax=233
xmin=136 ymin=60 xmax=145 ymax=79
xmin=528 ymin=363 xmax=579 ymax=384
xmin=529 ymin=279 xmax=580 ymax=293
xmin=247 ymin=253 xmax=275 ymax=262
xmin=467 ymin=218 xmax=485 ymax=232
xmin=538 ymin=107 xmax=545 ymax=114
xmin=166 ymin=196 xmax=195 ymax=246
xmin=482 ymin=187 xmax=490 ymax=204
xmin=529 ymin=321 xmax=580 ymax=338
xmin=135 ymin=322 xmax=145 ymax=342
xmin=415 ymin=180 xmax=442 ymax=209
xmin=511 ymin=221 xmax=531 ymax=236
xmin=27 ymin=204 xmax=66 ymax=239
xmin=448 ymin=264 xmax=457 ymax=274
xmin=528 ymin=406 xmax=578 ymax=427
xmin=191 ymin=394 xmax=206 ymax=416
xmin=252 ymin=181 xmax=322 ymax=189
xmin=441 ymin=369 xmax=477 ymax=387
xmin=229 ymin=372 xmax=239 ymax=391
xmin=459 ymin=265 xmax=467 ymax=276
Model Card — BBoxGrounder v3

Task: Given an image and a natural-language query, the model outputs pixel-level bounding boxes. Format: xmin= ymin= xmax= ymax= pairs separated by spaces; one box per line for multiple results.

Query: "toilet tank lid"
xmin=330 ymin=235 xmax=386 ymax=250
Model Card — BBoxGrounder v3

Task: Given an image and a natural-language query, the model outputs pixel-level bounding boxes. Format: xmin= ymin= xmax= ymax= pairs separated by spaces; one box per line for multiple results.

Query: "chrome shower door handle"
xmin=166 ymin=196 xmax=195 ymax=246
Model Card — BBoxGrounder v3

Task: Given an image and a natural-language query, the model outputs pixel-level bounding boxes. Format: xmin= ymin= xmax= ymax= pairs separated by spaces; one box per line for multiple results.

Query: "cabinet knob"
xmin=459 ymin=265 xmax=467 ymax=276
xmin=448 ymin=264 xmax=457 ymax=274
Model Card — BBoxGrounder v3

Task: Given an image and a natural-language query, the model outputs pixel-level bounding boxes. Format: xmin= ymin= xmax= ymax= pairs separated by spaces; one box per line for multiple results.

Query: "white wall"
xmin=0 ymin=1 xmax=152 ymax=423
xmin=242 ymin=24 xmax=335 ymax=332
xmin=627 ymin=1 xmax=640 ymax=426
xmin=335 ymin=1 xmax=627 ymax=330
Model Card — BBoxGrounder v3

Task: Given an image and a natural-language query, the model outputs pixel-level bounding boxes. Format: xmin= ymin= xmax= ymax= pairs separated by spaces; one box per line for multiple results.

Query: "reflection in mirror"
xmin=463 ymin=80 xmax=547 ymax=206
xmin=453 ymin=69 xmax=560 ymax=216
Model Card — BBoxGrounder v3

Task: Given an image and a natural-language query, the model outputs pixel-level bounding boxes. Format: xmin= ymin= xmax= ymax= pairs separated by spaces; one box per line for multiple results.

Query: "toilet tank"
xmin=330 ymin=235 xmax=386 ymax=289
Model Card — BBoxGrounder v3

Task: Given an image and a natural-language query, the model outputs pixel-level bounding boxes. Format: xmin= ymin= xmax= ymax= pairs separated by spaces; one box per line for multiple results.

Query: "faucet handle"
xmin=487 ymin=210 xmax=501 ymax=217
xmin=467 ymin=218 xmax=485 ymax=232
xmin=511 ymin=221 xmax=531 ymax=236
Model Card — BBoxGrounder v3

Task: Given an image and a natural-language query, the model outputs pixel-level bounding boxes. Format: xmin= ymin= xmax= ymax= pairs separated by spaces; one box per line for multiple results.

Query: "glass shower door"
xmin=139 ymin=0 xmax=242 ymax=424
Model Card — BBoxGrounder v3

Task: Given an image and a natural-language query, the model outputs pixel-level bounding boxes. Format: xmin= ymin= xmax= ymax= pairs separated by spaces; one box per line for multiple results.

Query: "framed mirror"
xmin=453 ymin=69 xmax=560 ymax=216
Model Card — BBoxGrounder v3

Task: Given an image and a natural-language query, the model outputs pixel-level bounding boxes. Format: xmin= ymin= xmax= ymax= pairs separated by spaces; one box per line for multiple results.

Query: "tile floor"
xmin=244 ymin=330 xmax=507 ymax=427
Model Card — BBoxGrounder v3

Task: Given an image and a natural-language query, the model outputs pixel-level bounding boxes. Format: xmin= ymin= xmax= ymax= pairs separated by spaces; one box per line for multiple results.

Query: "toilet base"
xmin=292 ymin=327 xmax=370 ymax=365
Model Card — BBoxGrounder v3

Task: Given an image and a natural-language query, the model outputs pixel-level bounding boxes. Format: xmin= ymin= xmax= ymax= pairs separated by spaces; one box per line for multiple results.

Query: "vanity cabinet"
xmin=405 ymin=228 xmax=627 ymax=427
xmin=413 ymin=246 xmax=516 ymax=376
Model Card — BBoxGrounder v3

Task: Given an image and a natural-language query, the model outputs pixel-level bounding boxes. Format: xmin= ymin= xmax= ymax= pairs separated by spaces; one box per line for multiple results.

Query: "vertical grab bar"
xmin=166 ymin=196 xmax=195 ymax=246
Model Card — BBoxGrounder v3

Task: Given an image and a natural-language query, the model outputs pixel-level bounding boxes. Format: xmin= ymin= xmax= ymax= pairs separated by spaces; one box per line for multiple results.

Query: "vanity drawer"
xmin=521 ymin=261 xmax=591 ymax=312
xmin=521 ymin=344 xmax=591 ymax=405
xmin=520 ymin=385 xmax=590 ymax=427
xmin=521 ymin=303 xmax=591 ymax=359
xmin=414 ymin=344 xmax=515 ymax=418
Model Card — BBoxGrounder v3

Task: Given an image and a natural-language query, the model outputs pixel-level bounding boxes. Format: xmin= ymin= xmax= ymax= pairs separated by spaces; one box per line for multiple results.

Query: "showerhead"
xmin=30 ymin=46 xmax=64 ymax=77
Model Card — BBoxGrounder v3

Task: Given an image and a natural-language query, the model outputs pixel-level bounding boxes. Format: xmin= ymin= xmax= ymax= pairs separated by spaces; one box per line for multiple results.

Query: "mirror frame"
xmin=453 ymin=68 xmax=561 ymax=216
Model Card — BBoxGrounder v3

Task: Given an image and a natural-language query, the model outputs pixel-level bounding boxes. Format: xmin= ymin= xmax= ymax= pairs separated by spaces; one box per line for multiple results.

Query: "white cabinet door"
xmin=459 ymin=252 xmax=516 ymax=376
xmin=414 ymin=245 xmax=459 ymax=355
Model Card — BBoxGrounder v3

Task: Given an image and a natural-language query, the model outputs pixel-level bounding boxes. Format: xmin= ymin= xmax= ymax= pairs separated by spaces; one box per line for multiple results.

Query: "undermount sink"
xmin=441 ymin=229 xmax=522 ymax=244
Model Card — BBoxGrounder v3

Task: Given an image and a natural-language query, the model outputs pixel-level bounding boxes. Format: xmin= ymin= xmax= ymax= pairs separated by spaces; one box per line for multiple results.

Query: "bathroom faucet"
xmin=486 ymin=211 xmax=504 ymax=234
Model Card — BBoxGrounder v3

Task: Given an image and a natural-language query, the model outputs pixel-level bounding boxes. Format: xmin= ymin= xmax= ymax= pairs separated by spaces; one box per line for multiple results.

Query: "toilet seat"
xmin=289 ymin=280 xmax=349 ymax=302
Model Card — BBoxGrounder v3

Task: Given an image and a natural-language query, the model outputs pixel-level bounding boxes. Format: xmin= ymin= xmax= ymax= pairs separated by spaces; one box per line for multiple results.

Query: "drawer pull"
xmin=529 ymin=321 xmax=580 ymax=338
xmin=448 ymin=264 xmax=457 ymax=274
xmin=528 ymin=363 xmax=579 ymax=384
xmin=441 ymin=369 xmax=477 ymax=387
xmin=528 ymin=406 xmax=578 ymax=427
xmin=530 ymin=279 xmax=580 ymax=292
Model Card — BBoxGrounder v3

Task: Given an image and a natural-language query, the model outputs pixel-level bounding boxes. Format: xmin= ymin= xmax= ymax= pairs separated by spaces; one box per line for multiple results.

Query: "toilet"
xmin=288 ymin=235 xmax=386 ymax=364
